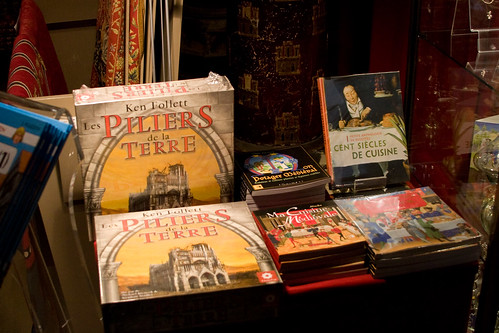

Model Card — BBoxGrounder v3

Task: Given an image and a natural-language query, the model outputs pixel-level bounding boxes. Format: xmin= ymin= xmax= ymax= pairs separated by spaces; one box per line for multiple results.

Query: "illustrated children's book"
xmin=73 ymin=73 xmax=234 ymax=229
xmin=334 ymin=186 xmax=482 ymax=278
xmin=0 ymin=100 xmax=72 ymax=285
xmin=252 ymin=200 xmax=367 ymax=278
xmin=236 ymin=145 xmax=330 ymax=210
xmin=317 ymin=71 xmax=409 ymax=192
xmin=94 ymin=201 xmax=282 ymax=332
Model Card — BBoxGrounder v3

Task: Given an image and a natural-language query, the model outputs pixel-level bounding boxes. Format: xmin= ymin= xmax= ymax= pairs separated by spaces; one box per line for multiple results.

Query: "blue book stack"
xmin=0 ymin=99 xmax=73 ymax=285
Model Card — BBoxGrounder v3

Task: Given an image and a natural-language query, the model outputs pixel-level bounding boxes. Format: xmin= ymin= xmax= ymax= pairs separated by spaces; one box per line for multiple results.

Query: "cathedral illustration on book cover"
xmin=73 ymin=73 xmax=235 ymax=223
xmin=94 ymin=201 xmax=282 ymax=331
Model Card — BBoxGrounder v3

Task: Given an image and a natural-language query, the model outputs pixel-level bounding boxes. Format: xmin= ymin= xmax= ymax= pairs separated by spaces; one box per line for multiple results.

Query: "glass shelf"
xmin=408 ymin=1 xmax=499 ymax=332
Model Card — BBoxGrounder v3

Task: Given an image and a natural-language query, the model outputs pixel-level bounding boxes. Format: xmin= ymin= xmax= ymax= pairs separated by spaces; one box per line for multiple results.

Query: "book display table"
xmin=0 ymin=92 xmax=480 ymax=333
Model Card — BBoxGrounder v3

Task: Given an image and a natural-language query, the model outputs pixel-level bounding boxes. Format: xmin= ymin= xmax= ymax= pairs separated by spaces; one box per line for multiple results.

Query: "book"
xmin=94 ymin=201 xmax=282 ymax=332
xmin=236 ymin=145 xmax=330 ymax=210
xmin=317 ymin=71 xmax=409 ymax=192
xmin=252 ymin=200 xmax=367 ymax=284
xmin=73 ymin=73 xmax=235 ymax=228
xmin=0 ymin=100 xmax=73 ymax=285
xmin=334 ymin=186 xmax=482 ymax=278
xmin=468 ymin=114 xmax=499 ymax=235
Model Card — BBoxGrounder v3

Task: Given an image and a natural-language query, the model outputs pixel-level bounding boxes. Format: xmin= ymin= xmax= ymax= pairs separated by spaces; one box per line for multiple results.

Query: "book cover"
xmin=237 ymin=145 xmax=330 ymax=195
xmin=469 ymin=114 xmax=499 ymax=179
xmin=467 ymin=114 xmax=499 ymax=234
xmin=252 ymin=200 xmax=366 ymax=265
xmin=334 ymin=187 xmax=482 ymax=260
xmin=317 ymin=71 xmax=409 ymax=191
xmin=73 ymin=73 xmax=234 ymax=221
xmin=0 ymin=101 xmax=72 ymax=285
xmin=94 ymin=201 xmax=282 ymax=331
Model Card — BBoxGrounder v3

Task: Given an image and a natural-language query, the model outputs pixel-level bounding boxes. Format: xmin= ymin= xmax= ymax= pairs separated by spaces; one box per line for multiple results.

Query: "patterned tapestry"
xmin=91 ymin=0 xmax=144 ymax=87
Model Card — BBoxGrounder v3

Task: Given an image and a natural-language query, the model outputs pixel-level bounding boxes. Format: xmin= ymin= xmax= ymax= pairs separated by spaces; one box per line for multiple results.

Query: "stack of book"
xmin=236 ymin=145 xmax=330 ymax=211
xmin=94 ymin=201 xmax=282 ymax=332
xmin=0 ymin=99 xmax=73 ymax=285
xmin=252 ymin=200 xmax=368 ymax=286
xmin=334 ymin=186 xmax=482 ymax=278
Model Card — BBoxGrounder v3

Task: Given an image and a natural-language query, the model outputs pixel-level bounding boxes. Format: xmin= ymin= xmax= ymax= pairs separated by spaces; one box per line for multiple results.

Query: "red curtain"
xmin=91 ymin=0 xmax=144 ymax=87
xmin=7 ymin=0 xmax=68 ymax=97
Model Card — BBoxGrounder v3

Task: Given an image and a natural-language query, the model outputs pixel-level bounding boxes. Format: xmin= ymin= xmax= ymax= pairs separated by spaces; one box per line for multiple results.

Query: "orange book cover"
xmin=94 ymin=201 xmax=282 ymax=331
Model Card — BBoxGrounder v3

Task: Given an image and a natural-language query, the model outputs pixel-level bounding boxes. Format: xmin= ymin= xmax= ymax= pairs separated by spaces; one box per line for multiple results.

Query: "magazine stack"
xmin=252 ymin=200 xmax=368 ymax=286
xmin=236 ymin=145 xmax=330 ymax=211
xmin=0 ymin=100 xmax=73 ymax=285
xmin=334 ymin=187 xmax=482 ymax=278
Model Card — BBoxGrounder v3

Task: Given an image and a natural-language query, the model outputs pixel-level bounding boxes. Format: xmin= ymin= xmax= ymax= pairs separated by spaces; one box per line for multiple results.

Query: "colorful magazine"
xmin=0 ymin=100 xmax=72 ymax=285
xmin=467 ymin=114 xmax=499 ymax=234
xmin=334 ymin=187 xmax=481 ymax=259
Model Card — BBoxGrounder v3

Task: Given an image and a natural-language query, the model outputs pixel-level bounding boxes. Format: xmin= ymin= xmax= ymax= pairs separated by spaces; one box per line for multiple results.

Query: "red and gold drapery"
xmin=91 ymin=0 xmax=144 ymax=87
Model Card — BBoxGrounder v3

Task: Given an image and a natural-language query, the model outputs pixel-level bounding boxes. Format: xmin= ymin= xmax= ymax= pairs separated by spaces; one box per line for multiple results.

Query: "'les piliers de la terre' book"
xmin=94 ymin=201 xmax=282 ymax=331
xmin=73 ymin=73 xmax=235 ymax=234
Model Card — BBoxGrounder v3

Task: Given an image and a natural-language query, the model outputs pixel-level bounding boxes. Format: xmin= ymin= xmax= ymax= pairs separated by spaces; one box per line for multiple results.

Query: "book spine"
xmin=317 ymin=77 xmax=334 ymax=182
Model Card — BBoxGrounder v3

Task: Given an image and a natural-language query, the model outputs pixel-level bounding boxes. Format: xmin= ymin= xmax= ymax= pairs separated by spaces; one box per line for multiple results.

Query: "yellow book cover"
xmin=94 ymin=201 xmax=281 ymax=331
xmin=73 ymin=73 xmax=234 ymax=221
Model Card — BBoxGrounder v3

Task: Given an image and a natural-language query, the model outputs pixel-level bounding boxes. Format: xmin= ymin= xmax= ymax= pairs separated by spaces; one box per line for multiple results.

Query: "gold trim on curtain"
xmin=91 ymin=0 xmax=144 ymax=87
xmin=91 ymin=0 xmax=181 ymax=87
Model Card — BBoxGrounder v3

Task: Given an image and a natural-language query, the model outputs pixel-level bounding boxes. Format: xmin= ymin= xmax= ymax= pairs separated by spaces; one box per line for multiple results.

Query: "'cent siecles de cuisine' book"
xmin=317 ymin=71 xmax=409 ymax=192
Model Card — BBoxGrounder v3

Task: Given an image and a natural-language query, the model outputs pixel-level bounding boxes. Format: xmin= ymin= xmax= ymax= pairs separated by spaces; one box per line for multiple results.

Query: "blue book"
xmin=0 ymin=101 xmax=73 ymax=285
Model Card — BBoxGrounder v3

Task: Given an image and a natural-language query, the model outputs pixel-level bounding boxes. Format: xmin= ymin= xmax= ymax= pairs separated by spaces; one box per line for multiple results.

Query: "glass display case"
xmin=407 ymin=0 xmax=499 ymax=332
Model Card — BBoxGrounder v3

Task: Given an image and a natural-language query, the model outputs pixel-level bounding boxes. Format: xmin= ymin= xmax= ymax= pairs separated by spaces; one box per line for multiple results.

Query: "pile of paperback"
xmin=335 ymin=187 xmax=482 ymax=278
xmin=236 ymin=145 xmax=331 ymax=211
